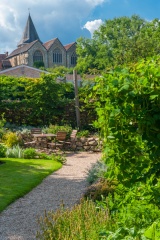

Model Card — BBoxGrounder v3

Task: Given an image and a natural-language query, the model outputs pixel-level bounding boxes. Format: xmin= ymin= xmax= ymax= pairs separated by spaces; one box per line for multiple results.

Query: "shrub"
xmin=33 ymin=61 xmax=44 ymax=69
xmin=0 ymin=114 xmax=6 ymax=140
xmin=83 ymin=178 xmax=115 ymax=201
xmin=23 ymin=148 xmax=37 ymax=159
xmin=3 ymin=132 xmax=20 ymax=147
xmin=37 ymin=199 xmax=109 ymax=240
xmin=6 ymin=145 xmax=24 ymax=158
xmin=86 ymin=161 xmax=107 ymax=184
xmin=43 ymin=124 xmax=72 ymax=138
xmin=77 ymin=130 xmax=89 ymax=138
xmin=38 ymin=152 xmax=51 ymax=160
xmin=0 ymin=144 xmax=7 ymax=158
xmin=52 ymin=153 xmax=67 ymax=164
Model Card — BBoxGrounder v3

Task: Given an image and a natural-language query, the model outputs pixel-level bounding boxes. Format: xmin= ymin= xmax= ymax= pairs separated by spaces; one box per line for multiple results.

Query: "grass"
xmin=0 ymin=158 xmax=62 ymax=213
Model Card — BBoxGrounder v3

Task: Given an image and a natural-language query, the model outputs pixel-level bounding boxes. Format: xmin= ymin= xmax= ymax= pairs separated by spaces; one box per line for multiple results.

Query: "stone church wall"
xmin=66 ymin=44 xmax=77 ymax=68
xmin=47 ymin=39 xmax=67 ymax=68
xmin=28 ymin=41 xmax=48 ymax=68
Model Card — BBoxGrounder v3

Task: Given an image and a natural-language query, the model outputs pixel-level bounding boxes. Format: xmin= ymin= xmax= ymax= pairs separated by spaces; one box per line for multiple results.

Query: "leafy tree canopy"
xmin=76 ymin=15 xmax=160 ymax=73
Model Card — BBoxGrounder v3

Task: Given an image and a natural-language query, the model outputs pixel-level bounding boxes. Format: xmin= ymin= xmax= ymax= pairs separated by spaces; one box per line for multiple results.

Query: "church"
xmin=5 ymin=14 xmax=77 ymax=69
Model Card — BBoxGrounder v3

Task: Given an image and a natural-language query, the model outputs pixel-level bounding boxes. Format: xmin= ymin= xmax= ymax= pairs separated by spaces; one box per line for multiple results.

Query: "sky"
xmin=0 ymin=0 xmax=159 ymax=54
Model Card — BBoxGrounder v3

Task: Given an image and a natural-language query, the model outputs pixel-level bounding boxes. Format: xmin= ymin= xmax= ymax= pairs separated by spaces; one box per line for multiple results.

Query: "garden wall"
xmin=21 ymin=133 xmax=102 ymax=152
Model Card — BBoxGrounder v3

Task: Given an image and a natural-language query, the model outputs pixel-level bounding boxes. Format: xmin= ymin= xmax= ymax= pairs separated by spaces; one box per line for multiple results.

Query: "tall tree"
xmin=76 ymin=15 xmax=160 ymax=73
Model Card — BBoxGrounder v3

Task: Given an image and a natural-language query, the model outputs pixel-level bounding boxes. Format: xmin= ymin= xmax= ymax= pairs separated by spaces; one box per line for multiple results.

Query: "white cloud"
xmin=83 ymin=19 xmax=103 ymax=37
xmin=0 ymin=0 xmax=108 ymax=53
xmin=85 ymin=0 xmax=109 ymax=7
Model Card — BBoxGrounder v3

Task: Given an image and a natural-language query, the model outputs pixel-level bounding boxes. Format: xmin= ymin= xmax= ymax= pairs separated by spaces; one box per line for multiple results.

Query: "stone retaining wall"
xmin=20 ymin=133 xmax=102 ymax=152
xmin=67 ymin=137 xmax=102 ymax=152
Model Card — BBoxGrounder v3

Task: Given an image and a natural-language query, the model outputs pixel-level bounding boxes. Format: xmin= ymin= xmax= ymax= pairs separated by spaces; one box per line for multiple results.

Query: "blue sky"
xmin=0 ymin=0 xmax=159 ymax=54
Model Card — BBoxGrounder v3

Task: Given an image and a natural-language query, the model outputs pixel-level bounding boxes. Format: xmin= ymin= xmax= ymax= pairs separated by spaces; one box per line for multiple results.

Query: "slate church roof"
xmin=17 ymin=14 xmax=42 ymax=47
xmin=7 ymin=40 xmax=39 ymax=58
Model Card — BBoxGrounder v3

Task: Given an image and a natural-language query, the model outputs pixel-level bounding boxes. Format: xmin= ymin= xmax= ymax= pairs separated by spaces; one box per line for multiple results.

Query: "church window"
xmin=53 ymin=48 xmax=62 ymax=63
xmin=33 ymin=50 xmax=43 ymax=62
xmin=71 ymin=52 xmax=77 ymax=65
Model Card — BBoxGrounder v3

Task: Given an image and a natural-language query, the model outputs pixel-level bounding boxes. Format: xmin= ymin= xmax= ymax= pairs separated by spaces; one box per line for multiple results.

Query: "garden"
xmin=1 ymin=15 xmax=160 ymax=239
xmin=36 ymin=56 xmax=160 ymax=239
xmin=1 ymin=56 xmax=160 ymax=239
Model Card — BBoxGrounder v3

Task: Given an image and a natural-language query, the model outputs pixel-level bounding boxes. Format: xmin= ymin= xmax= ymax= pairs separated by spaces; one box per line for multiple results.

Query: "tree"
xmin=0 ymin=74 xmax=75 ymax=126
xmin=76 ymin=15 xmax=160 ymax=73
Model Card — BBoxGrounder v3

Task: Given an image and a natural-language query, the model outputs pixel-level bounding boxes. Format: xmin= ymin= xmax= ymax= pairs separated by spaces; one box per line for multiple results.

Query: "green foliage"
xmin=77 ymin=130 xmax=89 ymax=138
xmin=0 ymin=144 xmax=7 ymax=157
xmin=0 ymin=113 xmax=6 ymax=139
xmin=33 ymin=61 xmax=44 ymax=68
xmin=84 ymin=179 xmax=114 ymax=202
xmin=97 ymin=185 xmax=160 ymax=239
xmin=52 ymin=153 xmax=67 ymax=165
xmin=37 ymin=152 xmax=52 ymax=160
xmin=23 ymin=148 xmax=37 ymax=159
xmin=80 ymin=55 xmax=160 ymax=239
xmin=0 ymin=113 xmax=6 ymax=129
xmin=86 ymin=161 xmax=107 ymax=184
xmin=76 ymin=15 xmax=160 ymax=73
xmin=47 ymin=66 xmax=69 ymax=76
xmin=3 ymin=132 xmax=20 ymax=147
xmin=44 ymin=124 xmax=72 ymax=137
xmin=90 ymin=56 xmax=160 ymax=187
xmin=37 ymin=199 xmax=109 ymax=240
xmin=6 ymin=145 xmax=24 ymax=158
xmin=76 ymin=37 xmax=98 ymax=74
xmin=0 ymin=74 xmax=74 ymax=126
xmin=144 ymin=220 xmax=160 ymax=239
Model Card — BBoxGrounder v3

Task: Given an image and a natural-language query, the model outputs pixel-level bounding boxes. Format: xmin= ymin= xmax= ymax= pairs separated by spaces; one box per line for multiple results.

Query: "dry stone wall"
xmin=67 ymin=137 xmax=102 ymax=152
xmin=21 ymin=133 xmax=102 ymax=152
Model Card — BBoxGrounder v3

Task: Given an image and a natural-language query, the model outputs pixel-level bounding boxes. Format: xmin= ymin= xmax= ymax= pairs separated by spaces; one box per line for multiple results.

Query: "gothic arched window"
xmin=33 ymin=50 xmax=43 ymax=62
xmin=71 ymin=52 xmax=77 ymax=65
xmin=53 ymin=48 xmax=62 ymax=63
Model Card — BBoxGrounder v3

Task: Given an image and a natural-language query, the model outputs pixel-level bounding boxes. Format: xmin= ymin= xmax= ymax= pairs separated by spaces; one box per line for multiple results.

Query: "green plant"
xmin=84 ymin=178 xmax=115 ymax=201
xmin=38 ymin=152 xmax=51 ymax=160
xmin=89 ymin=56 xmax=160 ymax=186
xmin=81 ymin=56 xmax=160 ymax=238
xmin=37 ymin=199 xmax=109 ymax=240
xmin=86 ymin=161 xmax=107 ymax=184
xmin=0 ymin=144 xmax=7 ymax=157
xmin=6 ymin=145 xmax=24 ymax=158
xmin=33 ymin=61 xmax=44 ymax=69
xmin=52 ymin=153 xmax=67 ymax=164
xmin=44 ymin=124 xmax=72 ymax=137
xmin=3 ymin=131 xmax=20 ymax=147
xmin=0 ymin=75 xmax=75 ymax=126
xmin=144 ymin=219 xmax=160 ymax=239
xmin=77 ymin=130 xmax=89 ymax=138
xmin=23 ymin=148 xmax=37 ymax=159
xmin=0 ymin=113 xmax=6 ymax=139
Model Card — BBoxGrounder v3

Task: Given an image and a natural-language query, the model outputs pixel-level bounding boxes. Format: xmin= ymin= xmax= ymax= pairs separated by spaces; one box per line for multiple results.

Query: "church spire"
xmin=17 ymin=14 xmax=41 ymax=47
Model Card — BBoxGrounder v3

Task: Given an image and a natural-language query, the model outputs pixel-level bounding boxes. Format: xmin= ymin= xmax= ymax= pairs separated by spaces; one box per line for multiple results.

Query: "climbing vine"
xmin=87 ymin=56 xmax=160 ymax=187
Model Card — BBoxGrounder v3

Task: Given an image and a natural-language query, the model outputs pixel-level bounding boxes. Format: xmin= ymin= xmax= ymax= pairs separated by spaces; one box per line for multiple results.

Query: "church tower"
xmin=17 ymin=14 xmax=41 ymax=48
xmin=6 ymin=13 xmax=77 ymax=69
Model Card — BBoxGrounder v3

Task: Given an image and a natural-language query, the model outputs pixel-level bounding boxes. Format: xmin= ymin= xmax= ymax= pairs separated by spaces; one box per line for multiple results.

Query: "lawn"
xmin=0 ymin=158 xmax=62 ymax=212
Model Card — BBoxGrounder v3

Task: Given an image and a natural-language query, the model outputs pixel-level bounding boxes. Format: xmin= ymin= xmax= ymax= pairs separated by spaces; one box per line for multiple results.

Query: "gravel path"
xmin=0 ymin=152 xmax=101 ymax=240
